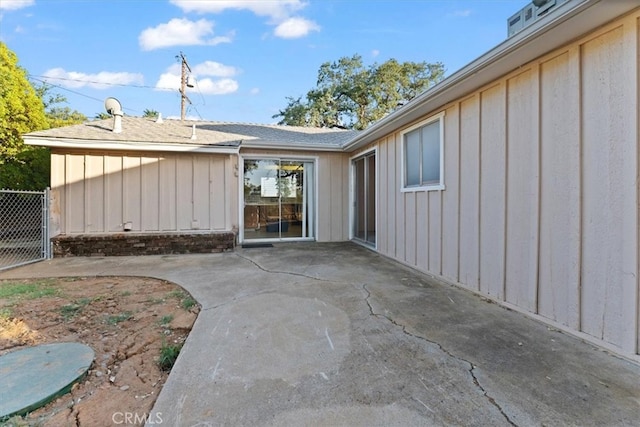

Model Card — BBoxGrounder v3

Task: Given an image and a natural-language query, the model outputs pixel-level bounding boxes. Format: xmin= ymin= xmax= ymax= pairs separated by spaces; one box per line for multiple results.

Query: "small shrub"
xmin=159 ymin=315 xmax=173 ymax=326
xmin=181 ymin=297 xmax=197 ymax=310
xmin=105 ymin=312 xmax=132 ymax=325
xmin=158 ymin=341 xmax=182 ymax=371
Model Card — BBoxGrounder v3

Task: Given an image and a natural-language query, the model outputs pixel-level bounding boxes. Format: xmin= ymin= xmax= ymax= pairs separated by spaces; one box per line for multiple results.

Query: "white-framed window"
xmin=401 ymin=112 xmax=445 ymax=191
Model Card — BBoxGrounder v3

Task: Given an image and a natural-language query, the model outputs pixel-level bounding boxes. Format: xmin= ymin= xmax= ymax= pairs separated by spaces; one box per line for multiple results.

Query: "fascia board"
xmin=23 ymin=136 xmax=240 ymax=155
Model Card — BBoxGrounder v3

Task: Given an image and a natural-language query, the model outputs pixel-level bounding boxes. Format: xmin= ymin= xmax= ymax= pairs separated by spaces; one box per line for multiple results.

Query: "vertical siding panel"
xmin=104 ymin=156 xmax=123 ymax=232
xmin=415 ymin=192 xmax=428 ymax=271
xmin=581 ymin=26 xmax=637 ymax=352
xmin=85 ymin=155 xmax=104 ymax=232
xmin=316 ymin=156 xmax=331 ymax=242
xmin=192 ymin=155 xmax=209 ymax=230
xmin=123 ymin=156 xmax=141 ymax=231
xmin=388 ymin=136 xmax=397 ymax=257
xmin=428 ymin=191 xmax=442 ymax=275
xmin=479 ymin=84 xmax=507 ymax=299
xmin=176 ymin=157 xmax=193 ymax=231
xmin=330 ymin=154 xmax=344 ymax=241
xmin=65 ymin=154 xmax=85 ymax=233
xmin=50 ymin=153 xmax=65 ymax=235
xmin=539 ymin=50 xmax=581 ymax=328
xmin=140 ymin=157 xmax=159 ymax=231
xmin=343 ymin=153 xmax=351 ymax=241
xmin=635 ymin=14 xmax=640 ymax=357
xmin=405 ymin=192 xmax=416 ymax=266
xmin=459 ymin=96 xmax=481 ymax=290
xmin=395 ymin=135 xmax=405 ymax=261
xmin=442 ymin=105 xmax=460 ymax=282
xmin=378 ymin=142 xmax=388 ymax=253
xmin=210 ymin=156 xmax=226 ymax=230
xmin=159 ymin=156 xmax=176 ymax=231
xmin=505 ymin=69 xmax=539 ymax=312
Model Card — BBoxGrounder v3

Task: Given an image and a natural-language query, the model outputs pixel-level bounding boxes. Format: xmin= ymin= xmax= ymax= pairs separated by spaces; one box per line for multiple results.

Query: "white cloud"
xmin=139 ymin=18 xmax=233 ymax=51
xmin=154 ymin=61 xmax=239 ymax=95
xmin=249 ymin=87 xmax=260 ymax=95
xmin=192 ymin=61 xmax=238 ymax=77
xmin=170 ymin=0 xmax=318 ymax=39
xmin=274 ymin=17 xmax=319 ymax=39
xmin=170 ymin=0 xmax=306 ymax=21
xmin=195 ymin=78 xmax=239 ymax=95
xmin=371 ymin=49 xmax=380 ymax=58
xmin=451 ymin=9 xmax=472 ymax=18
xmin=42 ymin=68 xmax=144 ymax=89
xmin=0 ymin=0 xmax=34 ymax=11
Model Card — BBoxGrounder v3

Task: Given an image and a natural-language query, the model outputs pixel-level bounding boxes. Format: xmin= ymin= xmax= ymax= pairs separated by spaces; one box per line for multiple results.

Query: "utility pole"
xmin=179 ymin=52 xmax=193 ymax=121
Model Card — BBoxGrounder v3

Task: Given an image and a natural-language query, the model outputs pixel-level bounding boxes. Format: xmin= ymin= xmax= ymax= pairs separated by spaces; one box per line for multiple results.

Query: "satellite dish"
xmin=532 ymin=0 xmax=549 ymax=7
xmin=104 ymin=97 xmax=123 ymax=116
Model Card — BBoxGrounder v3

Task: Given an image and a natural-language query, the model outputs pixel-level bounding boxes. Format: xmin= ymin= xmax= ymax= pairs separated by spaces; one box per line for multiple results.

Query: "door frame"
xmin=349 ymin=147 xmax=378 ymax=249
xmin=239 ymin=154 xmax=318 ymax=243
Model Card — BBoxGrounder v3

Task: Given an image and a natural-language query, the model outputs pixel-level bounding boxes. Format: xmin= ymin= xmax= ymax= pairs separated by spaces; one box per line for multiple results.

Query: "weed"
xmin=158 ymin=341 xmax=182 ymax=371
xmin=120 ymin=291 xmax=132 ymax=297
xmin=167 ymin=289 xmax=198 ymax=311
xmin=159 ymin=314 xmax=173 ymax=326
xmin=181 ymin=297 xmax=197 ymax=310
xmin=105 ymin=312 xmax=133 ymax=325
xmin=0 ymin=307 xmax=12 ymax=319
xmin=0 ymin=280 xmax=59 ymax=300
xmin=59 ymin=298 xmax=93 ymax=320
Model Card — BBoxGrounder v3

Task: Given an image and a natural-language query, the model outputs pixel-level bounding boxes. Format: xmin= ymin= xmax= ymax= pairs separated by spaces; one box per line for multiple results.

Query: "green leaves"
xmin=273 ymin=54 xmax=445 ymax=130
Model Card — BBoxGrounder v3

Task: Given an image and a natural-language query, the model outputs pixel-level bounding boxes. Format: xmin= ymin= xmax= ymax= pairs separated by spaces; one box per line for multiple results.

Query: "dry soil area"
xmin=0 ymin=276 xmax=199 ymax=426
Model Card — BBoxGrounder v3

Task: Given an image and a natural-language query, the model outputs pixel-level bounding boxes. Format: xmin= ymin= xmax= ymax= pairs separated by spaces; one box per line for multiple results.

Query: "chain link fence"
xmin=0 ymin=189 xmax=51 ymax=271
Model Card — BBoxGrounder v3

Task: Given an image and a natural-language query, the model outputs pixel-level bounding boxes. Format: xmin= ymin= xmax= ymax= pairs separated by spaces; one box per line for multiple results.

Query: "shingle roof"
xmin=25 ymin=117 xmax=359 ymax=149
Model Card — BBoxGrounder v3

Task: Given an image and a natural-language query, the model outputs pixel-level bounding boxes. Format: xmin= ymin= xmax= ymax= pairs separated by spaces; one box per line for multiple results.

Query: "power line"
xmin=28 ymin=74 xmax=177 ymax=91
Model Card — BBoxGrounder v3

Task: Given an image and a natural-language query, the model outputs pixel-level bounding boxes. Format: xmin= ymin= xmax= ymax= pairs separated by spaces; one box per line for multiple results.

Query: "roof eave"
xmin=342 ymin=0 xmax=637 ymax=152
xmin=23 ymin=136 xmax=240 ymax=155
xmin=240 ymin=140 xmax=344 ymax=152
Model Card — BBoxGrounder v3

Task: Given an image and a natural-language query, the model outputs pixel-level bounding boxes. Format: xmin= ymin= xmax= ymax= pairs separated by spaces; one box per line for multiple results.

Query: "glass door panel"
xmin=353 ymin=152 xmax=376 ymax=246
xmin=243 ymin=158 xmax=314 ymax=241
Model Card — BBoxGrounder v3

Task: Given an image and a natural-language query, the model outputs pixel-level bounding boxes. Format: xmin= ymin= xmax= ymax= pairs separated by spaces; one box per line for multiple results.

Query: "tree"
xmin=273 ymin=54 xmax=445 ymax=130
xmin=0 ymin=42 xmax=48 ymax=163
xmin=143 ymin=109 xmax=159 ymax=118
xmin=0 ymin=43 xmax=86 ymax=190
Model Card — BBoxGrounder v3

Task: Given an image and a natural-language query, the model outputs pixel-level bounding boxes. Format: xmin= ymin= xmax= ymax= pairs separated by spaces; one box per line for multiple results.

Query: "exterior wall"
xmin=239 ymin=148 xmax=350 ymax=242
xmin=374 ymin=10 xmax=640 ymax=358
xmin=50 ymin=150 xmax=238 ymax=235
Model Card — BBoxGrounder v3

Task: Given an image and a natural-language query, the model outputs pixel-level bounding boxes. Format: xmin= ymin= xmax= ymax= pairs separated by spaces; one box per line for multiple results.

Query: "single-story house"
xmin=24 ymin=0 xmax=640 ymax=361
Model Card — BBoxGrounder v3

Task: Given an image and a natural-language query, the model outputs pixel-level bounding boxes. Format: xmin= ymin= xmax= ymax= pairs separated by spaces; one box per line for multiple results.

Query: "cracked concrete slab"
xmin=1 ymin=242 xmax=638 ymax=426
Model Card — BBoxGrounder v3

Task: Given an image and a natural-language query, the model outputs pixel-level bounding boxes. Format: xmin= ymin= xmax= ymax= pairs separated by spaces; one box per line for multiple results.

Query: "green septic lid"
xmin=0 ymin=342 xmax=94 ymax=420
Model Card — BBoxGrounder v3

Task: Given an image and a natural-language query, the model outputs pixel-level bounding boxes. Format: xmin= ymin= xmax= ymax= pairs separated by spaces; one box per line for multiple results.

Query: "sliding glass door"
xmin=353 ymin=152 xmax=376 ymax=246
xmin=242 ymin=158 xmax=314 ymax=241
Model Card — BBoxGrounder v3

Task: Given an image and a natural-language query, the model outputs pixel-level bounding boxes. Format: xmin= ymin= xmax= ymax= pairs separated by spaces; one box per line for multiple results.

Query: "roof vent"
xmin=190 ymin=124 xmax=197 ymax=140
xmin=104 ymin=97 xmax=123 ymax=134
xmin=507 ymin=0 xmax=570 ymax=37
xmin=155 ymin=112 xmax=163 ymax=124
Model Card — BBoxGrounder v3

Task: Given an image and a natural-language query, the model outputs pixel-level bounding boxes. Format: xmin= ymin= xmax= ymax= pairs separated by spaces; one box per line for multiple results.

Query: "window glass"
xmin=405 ymin=128 xmax=421 ymax=186
xmin=421 ymin=120 xmax=440 ymax=184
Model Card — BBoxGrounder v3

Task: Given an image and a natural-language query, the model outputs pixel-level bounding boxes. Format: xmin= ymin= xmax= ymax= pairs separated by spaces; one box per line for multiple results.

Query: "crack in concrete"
xmin=234 ymin=252 xmax=340 ymax=283
xmin=362 ymin=284 xmax=517 ymax=427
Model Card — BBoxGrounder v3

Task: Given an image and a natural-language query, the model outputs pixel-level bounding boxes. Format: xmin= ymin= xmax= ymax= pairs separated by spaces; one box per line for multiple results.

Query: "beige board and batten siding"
xmin=50 ymin=150 xmax=237 ymax=235
xmin=375 ymin=11 xmax=640 ymax=358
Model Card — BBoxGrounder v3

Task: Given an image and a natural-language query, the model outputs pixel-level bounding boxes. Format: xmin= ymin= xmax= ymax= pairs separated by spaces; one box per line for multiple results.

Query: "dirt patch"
xmin=0 ymin=276 xmax=199 ymax=426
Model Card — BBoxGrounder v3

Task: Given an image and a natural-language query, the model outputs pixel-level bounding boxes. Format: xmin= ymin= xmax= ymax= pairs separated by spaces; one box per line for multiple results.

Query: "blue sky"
xmin=1 ymin=0 xmax=530 ymax=123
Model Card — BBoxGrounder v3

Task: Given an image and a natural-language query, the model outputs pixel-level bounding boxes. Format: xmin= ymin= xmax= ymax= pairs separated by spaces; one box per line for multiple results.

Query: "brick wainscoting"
xmin=52 ymin=231 xmax=236 ymax=257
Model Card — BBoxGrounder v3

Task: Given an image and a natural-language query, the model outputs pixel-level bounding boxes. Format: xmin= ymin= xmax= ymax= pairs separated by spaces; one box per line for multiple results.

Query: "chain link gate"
xmin=0 ymin=189 xmax=51 ymax=271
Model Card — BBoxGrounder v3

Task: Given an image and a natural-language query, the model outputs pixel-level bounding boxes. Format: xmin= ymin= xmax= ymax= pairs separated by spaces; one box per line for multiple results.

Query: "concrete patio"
xmin=1 ymin=242 xmax=638 ymax=426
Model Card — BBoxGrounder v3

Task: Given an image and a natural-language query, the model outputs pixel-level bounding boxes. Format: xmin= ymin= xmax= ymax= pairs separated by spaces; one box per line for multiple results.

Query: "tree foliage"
xmin=273 ymin=54 xmax=445 ymax=130
xmin=0 ymin=42 xmax=86 ymax=190
xmin=0 ymin=42 xmax=48 ymax=162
